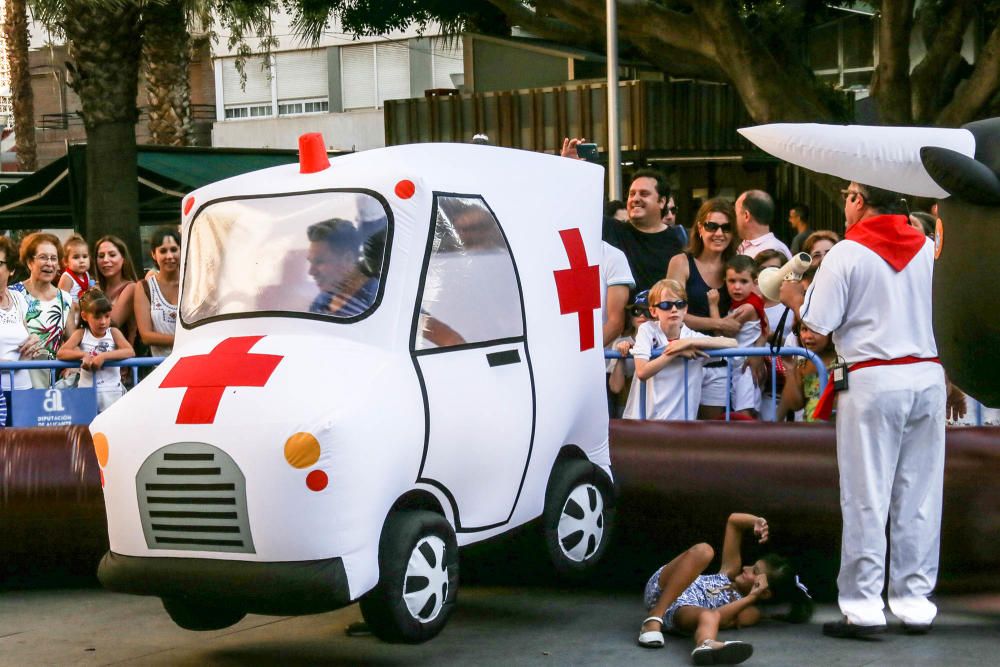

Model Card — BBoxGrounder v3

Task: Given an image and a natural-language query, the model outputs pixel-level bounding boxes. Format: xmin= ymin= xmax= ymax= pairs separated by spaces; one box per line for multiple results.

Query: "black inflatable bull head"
xmin=920 ymin=118 xmax=1000 ymax=407
xmin=739 ymin=119 xmax=999 ymax=407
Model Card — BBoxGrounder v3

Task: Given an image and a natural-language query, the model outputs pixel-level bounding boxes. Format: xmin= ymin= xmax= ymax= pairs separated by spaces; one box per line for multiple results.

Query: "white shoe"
xmin=637 ymin=616 xmax=665 ymax=648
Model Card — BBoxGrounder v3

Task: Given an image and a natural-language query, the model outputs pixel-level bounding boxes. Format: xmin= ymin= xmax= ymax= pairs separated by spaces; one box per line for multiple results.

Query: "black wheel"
xmin=359 ymin=510 xmax=459 ymax=643
xmin=542 ymin=458 xmax=616 ymax=578
xmin=161 ymin=597 xmax=246 ymax=631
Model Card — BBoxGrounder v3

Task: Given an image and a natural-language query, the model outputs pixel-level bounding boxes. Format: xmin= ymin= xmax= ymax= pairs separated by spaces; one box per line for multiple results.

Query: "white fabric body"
xmin=79 ymin=328 xmax=122 ymax=391
xmin=736 ymin=124 xmax=975 ymax=198
xmin=146 ymin=275 xmax=178 ymax=357
xmin=801 ymin=228 xmax=945 ymax=626
xmin=600 ymin=241 xmax=634 ymax=326
xmin=801 ymin=238 xmax=938 ymax=362
xmin=0 ymin=289 xmax=31 ymax=391
xmin=738 ymin=232 xmax=791 ymax=259
xmin=628 ymin=322 xmax=706 ymax=420
xmin=91 ymin=143 xmax=611 ymax=605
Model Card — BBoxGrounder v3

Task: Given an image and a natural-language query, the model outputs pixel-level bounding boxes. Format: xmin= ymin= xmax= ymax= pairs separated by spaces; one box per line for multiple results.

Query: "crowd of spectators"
xmin=0 ymin=227 xmax=180 ymax=422
xmin=580 ymin=149 xmax=985 ymax=425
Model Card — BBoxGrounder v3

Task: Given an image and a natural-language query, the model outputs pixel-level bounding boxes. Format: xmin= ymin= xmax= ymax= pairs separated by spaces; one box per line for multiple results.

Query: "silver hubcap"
xmin=557 ymin=483 xmax=604 ymax=562
xmin=403 ymin=535 xmax=449 ymax=622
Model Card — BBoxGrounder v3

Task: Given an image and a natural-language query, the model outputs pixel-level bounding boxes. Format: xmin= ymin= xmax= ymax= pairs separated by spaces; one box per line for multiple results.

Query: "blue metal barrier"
xmin=605 ymin=346 xmax=828 ymax=422
xmin=0 ymin=358 xmax=165 ymax=424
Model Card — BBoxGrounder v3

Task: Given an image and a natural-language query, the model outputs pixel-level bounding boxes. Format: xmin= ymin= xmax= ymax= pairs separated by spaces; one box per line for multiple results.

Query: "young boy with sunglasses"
xmin=629 ymin=279 xmax=737 ymax=420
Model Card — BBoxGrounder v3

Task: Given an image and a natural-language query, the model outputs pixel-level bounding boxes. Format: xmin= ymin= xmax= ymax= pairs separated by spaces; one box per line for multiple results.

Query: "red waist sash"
xmin=811 ymin=356 xmax=941 ymax=421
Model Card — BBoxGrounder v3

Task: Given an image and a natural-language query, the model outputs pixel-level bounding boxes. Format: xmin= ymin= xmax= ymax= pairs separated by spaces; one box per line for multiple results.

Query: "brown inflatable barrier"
xmin=0 ymin=426 xmax=106 ymax=583
xmin=1 ymin=422 xmax=998 ymax=597
xmin=609 ymin=420 xmax=1000 ymax=597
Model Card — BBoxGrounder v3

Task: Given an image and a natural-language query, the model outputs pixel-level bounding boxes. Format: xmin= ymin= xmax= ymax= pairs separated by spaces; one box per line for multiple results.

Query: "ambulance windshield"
xmin=181 ymin=191 xmax=389 ymax=324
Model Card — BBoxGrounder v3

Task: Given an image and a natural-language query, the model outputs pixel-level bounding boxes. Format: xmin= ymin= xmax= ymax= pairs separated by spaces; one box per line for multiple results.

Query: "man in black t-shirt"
xmin=603 ymin=169 xmax=684 ymax=294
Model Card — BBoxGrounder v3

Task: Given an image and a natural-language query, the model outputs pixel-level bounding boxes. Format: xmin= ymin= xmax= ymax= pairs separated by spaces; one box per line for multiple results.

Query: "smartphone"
xmin=577 ymin=143 xmax=599 ymax=163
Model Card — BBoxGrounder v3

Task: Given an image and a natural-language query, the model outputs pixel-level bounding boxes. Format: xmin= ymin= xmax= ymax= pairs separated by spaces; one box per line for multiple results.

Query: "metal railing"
xmin=606 ymin=346 xmax=828 ymax=421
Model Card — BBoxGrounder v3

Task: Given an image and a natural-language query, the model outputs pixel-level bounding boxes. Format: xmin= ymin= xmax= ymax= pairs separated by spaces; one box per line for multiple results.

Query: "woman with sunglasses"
xmin=667 ymin=198 xmax=743 ymax=419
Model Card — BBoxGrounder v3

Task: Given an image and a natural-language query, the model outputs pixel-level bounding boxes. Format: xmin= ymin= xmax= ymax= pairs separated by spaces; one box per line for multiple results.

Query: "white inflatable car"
xmin=92 ymin=139 xmax=614 ymax=642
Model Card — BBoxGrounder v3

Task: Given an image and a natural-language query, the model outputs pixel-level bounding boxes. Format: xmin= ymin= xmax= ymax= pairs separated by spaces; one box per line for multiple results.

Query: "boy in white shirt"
xmin=629 ymin=279 xmax=737 ymax=420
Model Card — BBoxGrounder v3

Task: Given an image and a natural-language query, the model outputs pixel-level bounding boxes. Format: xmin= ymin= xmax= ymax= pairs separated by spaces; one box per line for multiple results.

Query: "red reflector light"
xmin=306 ymin=469 xmax=328 ymax=492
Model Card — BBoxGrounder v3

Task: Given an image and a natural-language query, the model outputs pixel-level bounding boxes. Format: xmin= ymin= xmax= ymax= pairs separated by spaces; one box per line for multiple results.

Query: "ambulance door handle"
xmin=486 ymin=349 xmax=521 ymax=367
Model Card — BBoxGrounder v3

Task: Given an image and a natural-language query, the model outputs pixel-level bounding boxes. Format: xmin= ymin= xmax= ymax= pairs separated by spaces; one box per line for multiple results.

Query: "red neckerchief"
xmin=845 ymin=214 xmax=925 ymax=271
xmin=63 ymin=269 xmax=90 ymax=294
xmin=730 ymin=292 xmax=769 ymax=337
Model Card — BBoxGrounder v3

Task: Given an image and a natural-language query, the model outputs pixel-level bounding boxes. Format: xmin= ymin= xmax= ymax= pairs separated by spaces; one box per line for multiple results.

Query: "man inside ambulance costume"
xmin=801 ymin=181 xmax=944 ymax=637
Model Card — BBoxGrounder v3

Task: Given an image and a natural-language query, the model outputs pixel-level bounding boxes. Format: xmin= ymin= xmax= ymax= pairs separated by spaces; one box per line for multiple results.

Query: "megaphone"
xmin=759 ymin=252 xmax=812 ymax=301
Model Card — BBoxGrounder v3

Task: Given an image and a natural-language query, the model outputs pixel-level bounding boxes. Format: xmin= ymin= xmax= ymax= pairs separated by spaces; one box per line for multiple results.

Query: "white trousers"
xmin=835 ymin=363 xmax=946 ymax=626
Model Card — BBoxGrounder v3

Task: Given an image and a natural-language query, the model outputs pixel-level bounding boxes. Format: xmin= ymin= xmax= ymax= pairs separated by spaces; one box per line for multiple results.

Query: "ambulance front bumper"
xmin=98 ymin=550 xmax=353 ymax=616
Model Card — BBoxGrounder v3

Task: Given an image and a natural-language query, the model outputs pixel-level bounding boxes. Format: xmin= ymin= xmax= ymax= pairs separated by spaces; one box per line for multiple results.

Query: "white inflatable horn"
xmin=759 ymin=252 xmax=811 ymax=301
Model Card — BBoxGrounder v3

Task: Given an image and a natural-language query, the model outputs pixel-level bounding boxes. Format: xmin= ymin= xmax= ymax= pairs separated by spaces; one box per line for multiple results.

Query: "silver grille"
xmin=136 ymin=442 xmax=255 ymax=553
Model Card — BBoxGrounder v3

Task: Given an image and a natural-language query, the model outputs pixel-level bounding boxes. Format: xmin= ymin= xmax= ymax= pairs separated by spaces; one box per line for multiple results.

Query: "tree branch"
xmin=485 ymin=0 xmax=598 ymax=44
xmin=910 ymin=0 xmax=975 ymax=124
xmin=871 ymin=0 xmax=915 ymax=124
xmin=935 ymin=19 xmax=1000 ymax=127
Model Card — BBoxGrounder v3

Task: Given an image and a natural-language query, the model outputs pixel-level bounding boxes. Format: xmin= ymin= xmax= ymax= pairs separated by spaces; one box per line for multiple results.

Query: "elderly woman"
xmin=95 ymin=235 xmax=139 ymax=344
xmin=0 ymin=236 xmax=42 ymax=421
xmin=11 ymin=232 xmax=76 ymax=388
xmin=666 ymin=198 xmax=743 ymax=419
xmin=134 ymin=226 xmax=180 ymax=357
xmin=802 ymin=230 xmax=840 ymax=269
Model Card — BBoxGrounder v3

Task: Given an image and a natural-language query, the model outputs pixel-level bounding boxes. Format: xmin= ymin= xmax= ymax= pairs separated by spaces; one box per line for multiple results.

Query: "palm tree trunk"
xmin=62 ymin=0 xmax=143 ymax=263
xmin=4 ymin=0 xmax=36 ymax=171
xmin=143 ymin=0 xmax=193 ymax=146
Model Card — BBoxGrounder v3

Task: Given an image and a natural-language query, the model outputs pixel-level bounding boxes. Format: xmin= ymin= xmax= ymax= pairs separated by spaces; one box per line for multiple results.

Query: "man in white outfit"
xmin=801 ymin=181 xmax=946 ymax=637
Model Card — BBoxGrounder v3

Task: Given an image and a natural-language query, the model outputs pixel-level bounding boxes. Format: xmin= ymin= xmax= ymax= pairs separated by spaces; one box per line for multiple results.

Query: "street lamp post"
xmin=606 ymin=0 xmax=622 ymax=200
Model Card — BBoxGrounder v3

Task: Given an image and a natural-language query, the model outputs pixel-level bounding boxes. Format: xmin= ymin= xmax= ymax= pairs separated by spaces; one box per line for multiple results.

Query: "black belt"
xmin=705 ymin=360 xmax=728 ymax=368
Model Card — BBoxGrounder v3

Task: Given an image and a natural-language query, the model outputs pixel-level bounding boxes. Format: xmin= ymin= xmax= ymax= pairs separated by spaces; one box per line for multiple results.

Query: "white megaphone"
xmin=759 ymin=252 xmax=812 ymax=301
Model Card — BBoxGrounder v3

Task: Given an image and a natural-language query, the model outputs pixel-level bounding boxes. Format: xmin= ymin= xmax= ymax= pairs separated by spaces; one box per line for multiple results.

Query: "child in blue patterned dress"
xmin=638 ymin=512 xmax=813 ymax=665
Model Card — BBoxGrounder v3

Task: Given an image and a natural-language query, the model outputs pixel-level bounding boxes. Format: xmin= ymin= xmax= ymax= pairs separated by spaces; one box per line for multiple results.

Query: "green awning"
xmin=0 ymin=144 xmax=306 ymax=231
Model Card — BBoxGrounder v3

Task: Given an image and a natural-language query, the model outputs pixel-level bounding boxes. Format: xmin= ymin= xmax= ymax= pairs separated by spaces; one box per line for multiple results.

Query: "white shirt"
xmin=146 ymin=275 xmax=177 ymax=357
xmin=626 ymin=321 xmax=708 ymax=420
xmin=801 ymin=237 xmax=937 ymax=364
xmin=0 ymin=289 xmax=32 ymax=391
xmin=79 ymin=328 xmax=122 ymax=390
xmin=600 ymin=242 xmax=635 ymax=326
xmin=738 ymin=232 xmax=791 ymax=259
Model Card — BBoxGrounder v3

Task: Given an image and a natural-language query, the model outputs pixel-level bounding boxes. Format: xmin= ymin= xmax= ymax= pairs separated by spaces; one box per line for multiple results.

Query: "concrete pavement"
xmin=2 ymin=585 xmax=997 ymax=666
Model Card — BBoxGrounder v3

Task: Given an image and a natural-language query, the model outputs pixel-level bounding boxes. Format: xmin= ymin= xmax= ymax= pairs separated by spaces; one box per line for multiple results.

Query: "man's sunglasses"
xmin=653 ymin=299 xmax=688 ymax=311
xmin=702 ymin=221 xmax=733 ymax=233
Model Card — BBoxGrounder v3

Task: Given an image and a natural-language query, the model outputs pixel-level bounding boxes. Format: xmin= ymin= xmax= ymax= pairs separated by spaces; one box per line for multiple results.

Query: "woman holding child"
xmin=95 ymin=235 xmax=139 ymax=345
xmin=666 ymin=198 xmax=743 ymax=418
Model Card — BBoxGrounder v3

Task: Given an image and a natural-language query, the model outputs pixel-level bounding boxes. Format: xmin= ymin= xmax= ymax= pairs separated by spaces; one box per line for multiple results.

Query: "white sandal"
xmin=637 ymin=616 xmax=665 ymax=648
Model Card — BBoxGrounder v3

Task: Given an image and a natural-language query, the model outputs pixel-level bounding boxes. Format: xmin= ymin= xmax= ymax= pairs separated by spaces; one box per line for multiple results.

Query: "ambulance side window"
xmin=414 ymin=196 xmax=523 ymax=350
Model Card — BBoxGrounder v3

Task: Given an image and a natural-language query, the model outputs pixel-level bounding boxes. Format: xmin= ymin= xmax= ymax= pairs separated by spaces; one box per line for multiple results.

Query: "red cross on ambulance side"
xmin=553 ymin=228 xmax=601 ymax=351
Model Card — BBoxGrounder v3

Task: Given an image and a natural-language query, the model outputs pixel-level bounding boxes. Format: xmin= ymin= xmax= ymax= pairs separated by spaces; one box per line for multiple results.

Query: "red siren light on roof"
xmin=299 ymin=132 xmax=330 ymax=174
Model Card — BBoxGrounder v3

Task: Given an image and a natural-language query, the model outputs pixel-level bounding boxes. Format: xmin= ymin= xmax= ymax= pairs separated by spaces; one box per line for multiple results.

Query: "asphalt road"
xmin=2 ymin=585 xmax=997 ymax=666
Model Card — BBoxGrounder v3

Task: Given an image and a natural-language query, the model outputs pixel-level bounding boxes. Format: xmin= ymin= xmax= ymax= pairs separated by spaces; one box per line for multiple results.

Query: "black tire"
xmin=359 ymin=510 xmax=459 ymax=643
xmin=542 ymin=458 xmax=616 ymax=578
xmin=161 ymin=597 xmax=246 ymax=631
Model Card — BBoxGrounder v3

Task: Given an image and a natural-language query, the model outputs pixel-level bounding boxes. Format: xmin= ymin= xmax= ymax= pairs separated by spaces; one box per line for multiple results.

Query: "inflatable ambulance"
xmin=92 ymin=136 xmax=614 ymax=642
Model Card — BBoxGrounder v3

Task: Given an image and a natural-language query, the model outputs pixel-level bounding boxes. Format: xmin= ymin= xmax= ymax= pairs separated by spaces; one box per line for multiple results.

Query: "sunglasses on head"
xmin=654 ymin=299 xmax=688 ymax=311
xmin=703 ymin=221 xmax=733 ymax=233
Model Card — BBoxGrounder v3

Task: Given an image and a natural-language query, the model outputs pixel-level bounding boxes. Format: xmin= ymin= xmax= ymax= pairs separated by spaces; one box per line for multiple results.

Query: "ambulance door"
xmin=411 ymin=194 xmax=536 ymax=531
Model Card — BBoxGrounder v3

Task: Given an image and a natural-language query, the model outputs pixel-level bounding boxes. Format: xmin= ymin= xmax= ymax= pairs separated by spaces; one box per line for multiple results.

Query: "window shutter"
xmin=376 ymin=41 xmax=410 ymax=105
xmin=276 ymin=50 xmax=329 ymax=101
xmin=341 ymin=44 xmax=376 ymax=110
xmin=221 ymin=56 xmax=272 ymax=105
xmin=431 ymin=37 xmax=464 ymax=90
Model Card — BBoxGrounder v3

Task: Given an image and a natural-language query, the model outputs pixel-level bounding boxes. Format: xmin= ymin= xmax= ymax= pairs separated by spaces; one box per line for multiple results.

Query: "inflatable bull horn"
xmin=759 ymin=252 xmax=811 ymax=302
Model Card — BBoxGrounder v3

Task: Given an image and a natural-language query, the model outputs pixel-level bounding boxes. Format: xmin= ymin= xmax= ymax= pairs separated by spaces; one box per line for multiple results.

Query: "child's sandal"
xmin=690 ymin=639 xmax=753 ymax=665
xmin=637 ymin=616 xmax=665 ymax=648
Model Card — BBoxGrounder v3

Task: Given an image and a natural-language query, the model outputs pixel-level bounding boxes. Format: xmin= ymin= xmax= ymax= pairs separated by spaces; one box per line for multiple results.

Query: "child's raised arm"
xmin=720 ymin=513 xmax=769 ymax=578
